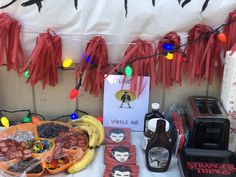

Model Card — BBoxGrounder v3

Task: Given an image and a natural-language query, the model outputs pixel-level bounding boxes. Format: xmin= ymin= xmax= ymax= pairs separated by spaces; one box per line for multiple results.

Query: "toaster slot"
xmin=194 ymin=99 xmax=209 ymax=114
xmin=206 ymin=99 xmax=221 ymax=114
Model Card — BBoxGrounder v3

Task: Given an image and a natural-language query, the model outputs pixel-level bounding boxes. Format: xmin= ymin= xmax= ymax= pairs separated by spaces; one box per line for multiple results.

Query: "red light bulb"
xmin=180 ymin=55 xmax=187 ymax=62
xmin=32 ymin=116 xmax=41 ymax=124
xmin=217 ymin=32 xmax=227 ymax=43
xmin=70 ymin=88 xmax=79 ymax=100
xmin=96 ymin=116 xmax=103 ymax=123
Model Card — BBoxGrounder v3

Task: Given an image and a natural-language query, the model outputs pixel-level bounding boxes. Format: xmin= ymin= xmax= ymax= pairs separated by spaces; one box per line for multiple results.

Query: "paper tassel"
xmin=21 ymin=29 xmax=62 ymax=89
xmin=223 ymin=9 xmax=236 ymax=55
xmin=0 ymin=13 xmax=25 ymax=73
xmin=106 ymin=39 xmax=156 ymax=96
xmin=185 ymin=24 xmax=223 ymax=85
xmin=156 ymin=32 xmax=183 ymax=88
xmin=185 ymin=24 xmax=211 ymax=84
xmin=75 ymin=36 xmax=109 ymax=96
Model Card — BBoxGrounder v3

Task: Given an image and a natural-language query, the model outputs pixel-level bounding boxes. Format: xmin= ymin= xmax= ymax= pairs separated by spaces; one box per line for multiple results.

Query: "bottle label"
xmin=144 ymin=120 xmax=148 ymax=133
xmin=143 ymin=136 xmax=150 ymax=150
xmin=148 ymin=147 xmax=169 ymax=168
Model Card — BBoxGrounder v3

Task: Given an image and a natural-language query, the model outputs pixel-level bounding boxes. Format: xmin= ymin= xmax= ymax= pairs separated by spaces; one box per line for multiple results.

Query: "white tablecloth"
xmin=0 ymin=128 xmax=181 ymax=177
xmin=46 ymin=132 xmax=181 ymax=177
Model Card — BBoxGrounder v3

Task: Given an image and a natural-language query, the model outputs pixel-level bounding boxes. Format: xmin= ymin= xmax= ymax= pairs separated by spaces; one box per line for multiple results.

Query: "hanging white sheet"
xmin=1 ymin=0 xmax=236 ymax=63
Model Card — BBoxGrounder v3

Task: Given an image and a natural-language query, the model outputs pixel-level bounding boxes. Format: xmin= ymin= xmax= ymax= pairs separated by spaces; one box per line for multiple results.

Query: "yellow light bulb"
xmin=62 ymin=58 xmax=73 ymax=68
xmin=165 ymin=53 xmax=174 ymax=60
xmin=1 ymin=116 xmax=10 ymax=128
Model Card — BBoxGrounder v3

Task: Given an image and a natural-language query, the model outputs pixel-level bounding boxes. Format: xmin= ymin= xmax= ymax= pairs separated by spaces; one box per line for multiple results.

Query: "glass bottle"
xmin=143 ymin=118 xmax=170 ymax=150
xmin=145 ymin=119 xmax=172 ymax=172
xmin=143 ymin=103 xmax=165 ymax=134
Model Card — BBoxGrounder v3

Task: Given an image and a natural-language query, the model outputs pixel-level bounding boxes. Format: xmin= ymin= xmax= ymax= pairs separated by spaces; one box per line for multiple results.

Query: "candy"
xmin=31 ymin=139 xmax=53 ymax=154
xmin=46 ymin=157 xmax=69 ymax=170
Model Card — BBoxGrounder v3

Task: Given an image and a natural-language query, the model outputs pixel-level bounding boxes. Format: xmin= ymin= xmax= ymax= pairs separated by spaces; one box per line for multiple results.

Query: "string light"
xmin=32 ymin=116 xmax=41 ymax=124
xmin=84 ymin=55 xmax=94 ymax=65
xmin=70 ymin=78 xmax=82 ymax=100
xmin=180 ymin=54 xmax=187 ymax=62
xmin=163 ymin=43 xmax=175 ymax=51
xmin=96 ymin=116 xmax=103 ymax=123
xmin=70 ymin=113 xmax=78 ymax=120
xmin=51 ymin=109 xmax=89 ymax=121
xmin=70 ymin=89 xmax=79 ymax=100
xmin=62 ymin=58 xmax=73 ymax=68
xmin=85 ymin=55 xmax=91 ymax=63
xmin=125 ymin=64 xmax=133 ymax=78
xmin=165 ymin=52 xmax=174 ymax=60
xmin=2 ymin=15 xmax=236 ymax=95
xmin=217 ymin=32 xmax=227 ymax=43
xmin=0 ymin=115 xmax=10 ymax=128
xmin=24 ymin=69 xmax=29 ymax=78
xmin=22 ymin=113 xmax=32 ymax=123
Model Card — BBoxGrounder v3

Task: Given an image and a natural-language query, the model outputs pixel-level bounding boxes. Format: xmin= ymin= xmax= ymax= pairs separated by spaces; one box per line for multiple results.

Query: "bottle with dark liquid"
xmin=144 ymin=103 xmax=165 ymax=133
xmin=145 ymin=119 xmax=172 ymax=172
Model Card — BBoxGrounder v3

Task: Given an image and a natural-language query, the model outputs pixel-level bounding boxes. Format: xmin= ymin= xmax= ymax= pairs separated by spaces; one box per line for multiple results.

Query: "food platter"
xmin=0 ymin=121 xmax=88 ymax=176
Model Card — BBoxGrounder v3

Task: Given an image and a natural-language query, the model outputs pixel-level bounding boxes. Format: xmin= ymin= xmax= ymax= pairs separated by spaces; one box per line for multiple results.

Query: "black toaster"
xmin=186 ymin=96 xmax=230 ymax=150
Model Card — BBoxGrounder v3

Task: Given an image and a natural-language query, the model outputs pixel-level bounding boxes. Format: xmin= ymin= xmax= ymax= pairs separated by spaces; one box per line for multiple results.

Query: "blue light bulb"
xmin=163 ymin=43 xmax=174 ymax=51
xmin=85 ymin=55 xmax=91 ymax=63
xmin=70 ymin=113 xmax=78 ymax=120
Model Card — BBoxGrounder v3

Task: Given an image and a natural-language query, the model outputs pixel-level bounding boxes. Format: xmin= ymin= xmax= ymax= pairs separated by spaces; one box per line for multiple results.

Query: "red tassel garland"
xmin=185 ymin=24 xmax=224 ymax=85
xmin=185 ymin=24 xmax=212 ymax=84
xmin=156 ymin=32 xmax=183 ymax=88
xmin=0 ymin=13 xmax=25 ymax=73
xmin=75 ymin=36 xmax=109 ymax=96
xmin=106 ymin=39 xmax=156 ymax=96
xmin=21 ymin=29 xmax=62 ymax=89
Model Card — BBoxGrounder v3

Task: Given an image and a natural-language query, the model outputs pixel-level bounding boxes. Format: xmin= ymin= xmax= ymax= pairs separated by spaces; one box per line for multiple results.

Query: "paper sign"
xmin=103 ymin=75 xmax=150 ymax=131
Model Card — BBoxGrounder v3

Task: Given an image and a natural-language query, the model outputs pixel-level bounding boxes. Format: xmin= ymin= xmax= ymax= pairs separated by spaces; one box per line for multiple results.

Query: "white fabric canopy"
xmin=1 ymin=0 xmax=236 ymax=63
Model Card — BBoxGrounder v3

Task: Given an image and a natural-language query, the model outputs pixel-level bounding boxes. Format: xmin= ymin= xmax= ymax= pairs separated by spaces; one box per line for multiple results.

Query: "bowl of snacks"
xmin=29 ymin=139 xmax=54 ymax=158
xmin=0 ymin=121 xmax=90 ymax=176
xmin=45 ymin=148 xmax=84 ymax=174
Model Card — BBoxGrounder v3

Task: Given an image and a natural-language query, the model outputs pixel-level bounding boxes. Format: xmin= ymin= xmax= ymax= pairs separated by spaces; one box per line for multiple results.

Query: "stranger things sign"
xmin=178 ymin=148 xmax=236 ymax=177
xmin=187 ymin=162 xmax=236 ymax=176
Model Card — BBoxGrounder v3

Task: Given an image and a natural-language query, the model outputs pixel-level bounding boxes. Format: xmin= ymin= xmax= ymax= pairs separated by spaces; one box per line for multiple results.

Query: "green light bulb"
xmin=125 ymin=65 xmax=132 ymax=78
xmin=24 ymin=69 xmax=29 ymax=79
xmin=23 ymin=117 xmax=31 ymax=123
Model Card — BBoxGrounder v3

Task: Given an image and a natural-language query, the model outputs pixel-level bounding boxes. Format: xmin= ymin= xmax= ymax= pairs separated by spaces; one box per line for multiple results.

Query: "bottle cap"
xmin=152 ymin=103 xmax=160 ymax=110
xmin=147 ymin=118 xmax=170 ymax=132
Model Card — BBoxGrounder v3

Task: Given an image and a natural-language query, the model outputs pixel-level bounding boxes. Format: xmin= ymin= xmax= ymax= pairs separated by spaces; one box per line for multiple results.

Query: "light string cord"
xmin=0 ymin=109 xmax=46 ymax=120
xmin=118 ymin=17 xmax=236 ymax=67
xmin=61 ymin=17 xmax=236 ymax=70
xmin=50 ymin=109 xmax=89 ymax=121
xmin=0 ymin=109 xmax=90 ymax=121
